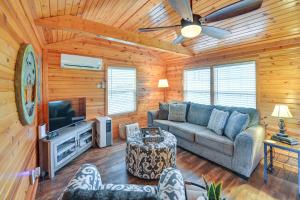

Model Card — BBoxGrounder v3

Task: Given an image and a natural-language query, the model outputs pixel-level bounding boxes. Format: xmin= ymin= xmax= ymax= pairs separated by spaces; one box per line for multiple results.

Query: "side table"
xmin=263 ymin=139 xmax=300 ymax=195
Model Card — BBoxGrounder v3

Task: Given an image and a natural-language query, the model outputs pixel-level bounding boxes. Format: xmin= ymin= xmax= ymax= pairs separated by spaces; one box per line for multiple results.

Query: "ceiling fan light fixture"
xmin=181 ymin=24 xmax=202 ymax=38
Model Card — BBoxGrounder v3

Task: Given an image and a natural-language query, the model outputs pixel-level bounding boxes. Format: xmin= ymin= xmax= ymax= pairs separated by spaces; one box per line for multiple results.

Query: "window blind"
xmin=184 ymin=68 xmax=211 ymax=105
xmin=214 ymin=61 xmax=256 ymax=108
xmin=107 ymin=67 xmax=136 ymax=115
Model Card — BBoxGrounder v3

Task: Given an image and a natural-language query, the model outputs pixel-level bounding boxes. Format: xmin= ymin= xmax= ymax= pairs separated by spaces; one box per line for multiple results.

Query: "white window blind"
xmin=214 ymin=61 xmax=256 ymax=108
xmin=107 ymin=67 xmax=136 ymax=115
xmin=184 ymin=68 xmax=211 ymax=105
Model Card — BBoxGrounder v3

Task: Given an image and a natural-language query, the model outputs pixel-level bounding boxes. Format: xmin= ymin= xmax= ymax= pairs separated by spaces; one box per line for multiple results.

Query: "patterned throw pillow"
xmin=207 ymin=108 xmax=230 ymax=135
xmin=224 ymin=111 xmax=250 ymax=141
xmin=125 ymin=123 xmax=140 ymax=138
xmin=168 ymin=103 xmax=187 ymax=122
xmin=158 ymin=102 xmax=169 ymax=120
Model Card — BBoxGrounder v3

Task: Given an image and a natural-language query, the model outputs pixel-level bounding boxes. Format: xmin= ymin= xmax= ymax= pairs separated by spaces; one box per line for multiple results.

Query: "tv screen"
xmin=48 ymin=97 xmax=86 ymax=132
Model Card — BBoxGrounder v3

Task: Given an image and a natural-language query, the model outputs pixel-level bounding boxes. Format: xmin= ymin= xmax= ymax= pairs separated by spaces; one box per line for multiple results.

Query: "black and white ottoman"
xmin=126 ymin=131 xmax=177 ymax=179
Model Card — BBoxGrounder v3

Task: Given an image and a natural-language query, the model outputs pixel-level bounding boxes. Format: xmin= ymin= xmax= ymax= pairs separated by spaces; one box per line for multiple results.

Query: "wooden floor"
xmin=36 ymin=141 xmax=299 ymax=200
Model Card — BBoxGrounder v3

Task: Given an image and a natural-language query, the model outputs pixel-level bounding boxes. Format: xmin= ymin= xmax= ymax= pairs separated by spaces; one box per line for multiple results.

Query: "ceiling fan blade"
xmin=173 ymin=34 xmax=185 ymax=44
xmin=138 ymin=25 xmax=181 ymax=32
xmin=168 ymin=0 xmax=193 ymax=22
xmin=201 ymin=25 xmax=231 ymax=39
xmin=204 ymin=0 xmax=263 ymax=23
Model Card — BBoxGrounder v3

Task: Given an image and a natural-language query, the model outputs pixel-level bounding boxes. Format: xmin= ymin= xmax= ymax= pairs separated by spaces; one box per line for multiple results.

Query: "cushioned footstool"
xmin=126 ymin=131 xmax=177 ymax=179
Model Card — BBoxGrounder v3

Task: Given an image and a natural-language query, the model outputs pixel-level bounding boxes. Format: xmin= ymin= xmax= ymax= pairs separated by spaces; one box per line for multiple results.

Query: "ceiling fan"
xmin=138 ymin=0 xmax=263 ymax=44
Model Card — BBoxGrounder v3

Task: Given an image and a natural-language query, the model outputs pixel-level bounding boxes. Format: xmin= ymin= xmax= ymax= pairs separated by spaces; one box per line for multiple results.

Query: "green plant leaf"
xmin=215 ymin=183 xmax=222 ymax=199
xmin=208 ymin=185 xmax=217 ymax=200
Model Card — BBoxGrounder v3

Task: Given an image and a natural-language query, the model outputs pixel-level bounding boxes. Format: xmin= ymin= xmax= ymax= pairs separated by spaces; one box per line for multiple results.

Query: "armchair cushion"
xmin=224 ymin=111 xmax=250 ymax=141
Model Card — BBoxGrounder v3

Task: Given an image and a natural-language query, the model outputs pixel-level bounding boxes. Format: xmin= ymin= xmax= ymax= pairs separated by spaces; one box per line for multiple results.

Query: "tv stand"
xmin=39 ymin=121 xmax=95 ymax=179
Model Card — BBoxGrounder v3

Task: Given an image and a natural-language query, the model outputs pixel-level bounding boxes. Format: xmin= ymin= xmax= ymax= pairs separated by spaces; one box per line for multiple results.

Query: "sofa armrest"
xmin=65 ymin=164 xmax=102 ymax=191
xmin=147 ymin=110 xmax=159 ymax=127
xmin=157 ymin=168 xmax=186 ymax=200
xmin=232 ymin=125 xmax=265 ymax=177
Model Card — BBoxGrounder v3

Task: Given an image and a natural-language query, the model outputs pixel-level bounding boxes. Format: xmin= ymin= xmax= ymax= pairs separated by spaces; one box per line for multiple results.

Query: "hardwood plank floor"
xmin=36 ymin=141 xmax=299 ymax=200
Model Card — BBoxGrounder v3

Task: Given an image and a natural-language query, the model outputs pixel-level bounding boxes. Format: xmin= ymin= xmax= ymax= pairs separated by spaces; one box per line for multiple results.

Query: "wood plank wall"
xmin=0 ymin=0 xmax=42 ymax=199
xmin=166 ymin=45 xmax=300 ymax=135
xmin=44 ymin=40 xmax=166 ymax=138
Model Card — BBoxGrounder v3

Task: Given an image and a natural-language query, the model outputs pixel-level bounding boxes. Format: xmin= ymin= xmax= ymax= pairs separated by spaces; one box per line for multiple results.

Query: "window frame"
xmin=182 ymin=61 xmax=257 ymax=108
xmin=106 ymin=66 xmax=137 ymax=116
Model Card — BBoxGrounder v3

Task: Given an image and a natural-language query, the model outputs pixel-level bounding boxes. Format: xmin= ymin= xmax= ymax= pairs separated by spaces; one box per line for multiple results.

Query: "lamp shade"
xmin=158 ymin=79 xmax=169 ymax=88
xmin=271 ymin=104 xmax=293 ymax=118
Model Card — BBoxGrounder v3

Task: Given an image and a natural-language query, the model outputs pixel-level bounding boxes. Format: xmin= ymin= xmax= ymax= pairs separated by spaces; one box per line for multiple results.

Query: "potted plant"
xmin=203 ymin=177 xmax=225 ymax=200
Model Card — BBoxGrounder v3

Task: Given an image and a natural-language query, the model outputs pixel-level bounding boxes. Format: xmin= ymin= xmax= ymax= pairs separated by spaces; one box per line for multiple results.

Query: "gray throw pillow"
xmin=168 ymin=103 xmax=187 ymax=122
xmin=207 ymin=108 xmax=230 ymax=135
xmin=158 ymin=103 xmax=169 ymax=120
xmin=224 ymin=111 xmax=250 ymax=141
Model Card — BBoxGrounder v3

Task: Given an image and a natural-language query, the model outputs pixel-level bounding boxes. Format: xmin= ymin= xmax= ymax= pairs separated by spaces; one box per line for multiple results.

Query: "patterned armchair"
xmin=60 ymin=164 xmax=186 ymax=200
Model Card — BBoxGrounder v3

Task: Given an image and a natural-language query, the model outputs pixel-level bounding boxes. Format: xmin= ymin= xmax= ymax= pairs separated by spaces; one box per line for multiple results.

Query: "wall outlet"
xmin=30 ymin=167 xmax=41 ymax=185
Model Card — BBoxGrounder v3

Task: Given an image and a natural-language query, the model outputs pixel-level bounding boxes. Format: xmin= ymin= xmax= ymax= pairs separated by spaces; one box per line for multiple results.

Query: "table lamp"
xmin=271 ymin=104 xmax=293 ymax=137
xmin=158 ymin=79 xmax=169 ymax=102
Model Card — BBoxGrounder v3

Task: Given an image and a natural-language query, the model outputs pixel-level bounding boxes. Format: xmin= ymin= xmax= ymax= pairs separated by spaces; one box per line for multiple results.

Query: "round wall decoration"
xmin=15 ymin=44 xmax=37 ymax=125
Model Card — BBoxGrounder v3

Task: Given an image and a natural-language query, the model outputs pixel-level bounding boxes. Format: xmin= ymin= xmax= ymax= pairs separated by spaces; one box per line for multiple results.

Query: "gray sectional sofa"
xmin=148 ymin=103 xmax=265 ymax=178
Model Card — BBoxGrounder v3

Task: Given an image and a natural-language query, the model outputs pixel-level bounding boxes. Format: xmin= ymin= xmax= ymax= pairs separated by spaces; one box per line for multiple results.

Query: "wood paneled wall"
xmin=44 ymin=39 xmax=166 ymax=138
xmin=166 ymin=45 xmax=300 ymax=135
xmin=0 ymin=0 xmax=42 ymax=199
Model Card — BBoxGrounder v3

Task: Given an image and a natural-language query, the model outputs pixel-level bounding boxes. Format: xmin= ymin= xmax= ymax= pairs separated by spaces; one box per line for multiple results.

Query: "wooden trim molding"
xmin=34 ymin=15 xmax=193 ymax=56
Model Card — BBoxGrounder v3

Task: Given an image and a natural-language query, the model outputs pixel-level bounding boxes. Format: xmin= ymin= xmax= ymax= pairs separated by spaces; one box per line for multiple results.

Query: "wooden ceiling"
xmin=30 ymin=0 xmax=300 ymax=55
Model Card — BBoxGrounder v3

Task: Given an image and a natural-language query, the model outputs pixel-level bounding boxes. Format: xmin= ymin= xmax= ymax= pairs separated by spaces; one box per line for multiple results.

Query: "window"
xmin=214 ymin=61 xmax=256 ymax=108
xmin=107 ymin=67 xmax=136 ymax=115
xmin=184 ymin=68 xmax=211 ymax=105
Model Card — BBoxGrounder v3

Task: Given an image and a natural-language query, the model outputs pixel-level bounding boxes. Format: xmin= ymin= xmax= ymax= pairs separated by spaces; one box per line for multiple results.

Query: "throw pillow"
xmin=168 ymin=103 xmax=187 ymax=122
xmin=158 ymin=102 xmax=169 ymax=120
xmin=207 ymin=108 xmax=230 ymax=135
xmin=125 ymin=123 xmax=140 ymax=138
xmin=224 ymin=111 xmax=250 ymax=141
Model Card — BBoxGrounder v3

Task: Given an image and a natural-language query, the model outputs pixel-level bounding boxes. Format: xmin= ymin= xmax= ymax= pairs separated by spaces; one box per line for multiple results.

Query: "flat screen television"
xmin=48 ymin=97 xmax=86 ymax=132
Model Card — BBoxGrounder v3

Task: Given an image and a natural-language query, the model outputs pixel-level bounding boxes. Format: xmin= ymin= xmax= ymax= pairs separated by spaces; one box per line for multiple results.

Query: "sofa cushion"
xmin=187 ymin=103 xmax=214 ymax=126
xmin=168 ymin=103 xmax=187 ymax=122
xmin=207 ymin=109 xmax=230 ymax=135
xmin=224 ymin=111 xmax=250 ymax=141
xmin=215 ymin=105 xmax=259 ymax=128
xmin=169 ymin=123 xmax=207 ymax=142
xmin=195 ymin=129 xmax=234 ymax=156
xmin=153 ymin=120 xmax=183 ymax=131
xmin=158 ymin=102 xmax=169 ymax=120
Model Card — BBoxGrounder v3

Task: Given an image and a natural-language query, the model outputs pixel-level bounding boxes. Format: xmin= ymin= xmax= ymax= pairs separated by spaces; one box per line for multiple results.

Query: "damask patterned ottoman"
xmin=126 ymin=131 xmax=177 ymax=179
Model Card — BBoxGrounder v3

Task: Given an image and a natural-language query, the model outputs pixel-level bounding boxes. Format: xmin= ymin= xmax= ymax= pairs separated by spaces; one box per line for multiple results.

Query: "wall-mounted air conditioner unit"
xmin=61 ymin=54 xmax=103 ymax=71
